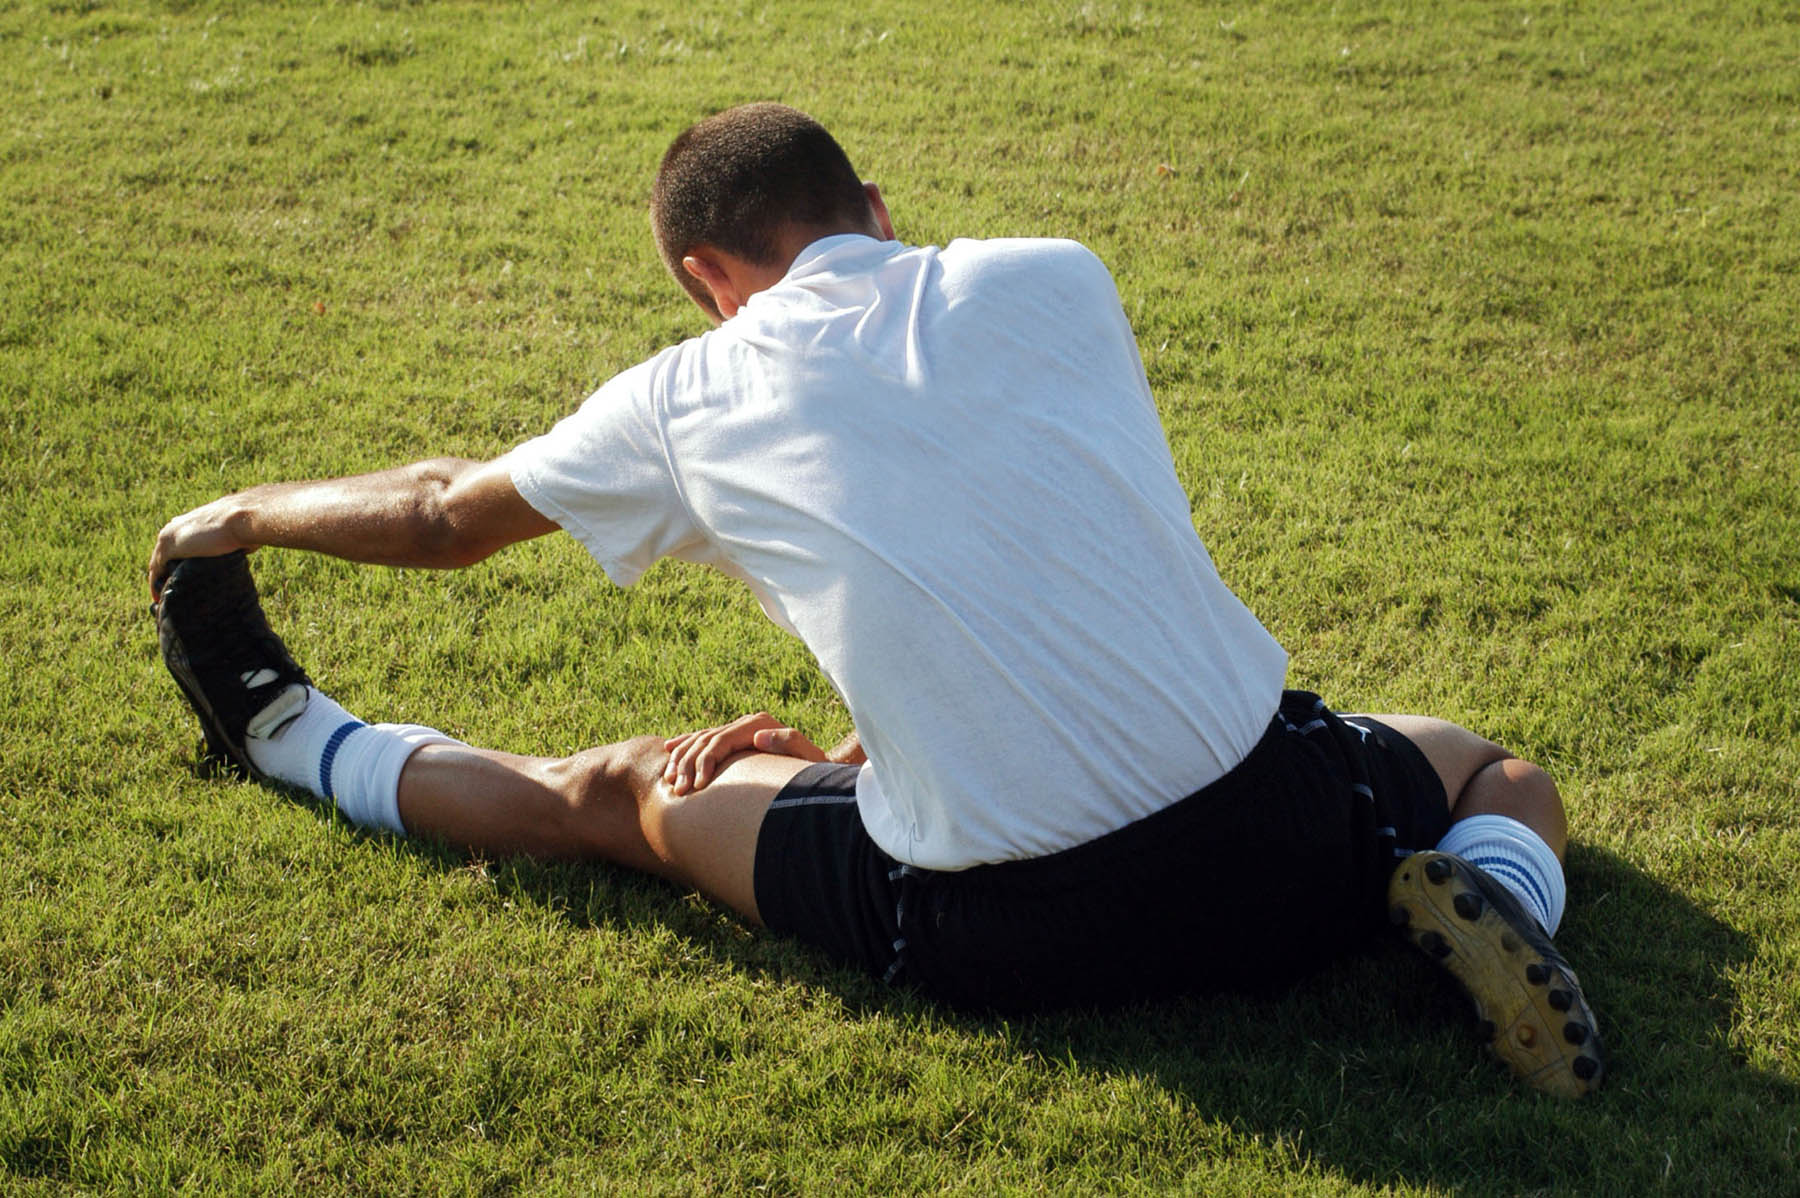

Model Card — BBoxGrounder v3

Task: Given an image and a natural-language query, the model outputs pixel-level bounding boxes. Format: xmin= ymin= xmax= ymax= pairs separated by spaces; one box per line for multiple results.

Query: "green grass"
xmin=4 ymin=0 xmax=1798 ymax=1191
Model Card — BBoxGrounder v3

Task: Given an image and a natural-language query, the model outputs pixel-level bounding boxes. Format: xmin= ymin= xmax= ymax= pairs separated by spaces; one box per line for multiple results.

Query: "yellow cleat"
xmin=1389 ymin=851 xmax=1605 ymax=1098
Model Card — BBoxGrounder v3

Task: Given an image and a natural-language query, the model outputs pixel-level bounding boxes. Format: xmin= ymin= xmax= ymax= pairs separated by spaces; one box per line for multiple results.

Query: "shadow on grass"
xmin=379 ymin=809 xmax=1793 ymax=1194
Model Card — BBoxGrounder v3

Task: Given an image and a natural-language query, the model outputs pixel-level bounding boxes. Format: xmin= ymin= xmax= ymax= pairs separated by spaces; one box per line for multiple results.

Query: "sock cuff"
xmin=325 ymin=724 xmax=453 ymax=838
xmin=1436 ymin=813 xmax=1567 ymax=935
xmin=1438 ymin=813 xmax=1557 ymax=859
xmin=371 ymin=722 xmax=466 ymax=749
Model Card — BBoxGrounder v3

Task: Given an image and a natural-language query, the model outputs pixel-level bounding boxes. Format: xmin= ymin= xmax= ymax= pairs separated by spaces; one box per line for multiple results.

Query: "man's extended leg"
xmin=156 ymin=550 xmax=806 ymax=923
xmin=394 ymin=740 xmax=808 ymax=922
xmin=1356 ymin=713 xmax=1604 ymax=1097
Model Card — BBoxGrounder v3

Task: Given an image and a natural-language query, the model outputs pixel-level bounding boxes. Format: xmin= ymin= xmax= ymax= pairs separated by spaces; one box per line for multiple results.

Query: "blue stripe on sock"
xmin=318 ymin=720 xmax=365 ymax=801
xmin=1470 ymin=854 xmax=1550 ymax=929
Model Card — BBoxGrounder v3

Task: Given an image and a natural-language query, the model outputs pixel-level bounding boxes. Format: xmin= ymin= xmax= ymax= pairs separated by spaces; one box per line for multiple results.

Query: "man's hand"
xmin=662 ymin=711 xmax=829 ymax=796
xmin=149 ymin=494 xmax=255 ymax=600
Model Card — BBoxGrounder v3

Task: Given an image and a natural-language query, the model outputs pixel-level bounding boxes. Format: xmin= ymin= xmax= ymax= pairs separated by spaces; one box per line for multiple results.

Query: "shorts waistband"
xmin=931 ymin=705 xmax=1293 ymax=893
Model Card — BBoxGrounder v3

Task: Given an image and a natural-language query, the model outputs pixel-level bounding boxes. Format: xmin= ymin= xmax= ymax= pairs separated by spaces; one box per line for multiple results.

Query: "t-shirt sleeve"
xmin=505 ymin=350 xmax=711 ymax=587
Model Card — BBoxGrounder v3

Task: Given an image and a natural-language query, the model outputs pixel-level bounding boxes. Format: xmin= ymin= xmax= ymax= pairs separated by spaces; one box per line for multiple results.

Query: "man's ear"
xmin=864 ymin=182 xmax=895 ymax=240
xmin=680 ymin=250 xmax=742 ymax=322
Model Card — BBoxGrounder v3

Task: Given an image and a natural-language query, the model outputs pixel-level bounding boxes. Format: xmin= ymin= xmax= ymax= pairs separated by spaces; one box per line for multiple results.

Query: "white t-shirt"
xmin=508 ymin=234 xmax=1288 ymax=870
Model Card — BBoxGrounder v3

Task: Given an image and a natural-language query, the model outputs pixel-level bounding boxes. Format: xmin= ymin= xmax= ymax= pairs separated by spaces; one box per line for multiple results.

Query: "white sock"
xmin=1435 ymin=814 xmax=1567 ymax=935
xmin=243 ymin=686 xmax=461 ymax=836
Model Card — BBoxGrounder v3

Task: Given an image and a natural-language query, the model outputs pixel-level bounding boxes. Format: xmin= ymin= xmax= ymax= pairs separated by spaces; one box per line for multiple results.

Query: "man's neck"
xmin=770 ymin=221 xmax=885 ymax=271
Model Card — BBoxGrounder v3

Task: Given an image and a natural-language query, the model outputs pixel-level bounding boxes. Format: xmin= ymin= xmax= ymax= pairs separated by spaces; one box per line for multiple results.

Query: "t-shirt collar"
xmin=785 ymin=233 xmax=902 ymax=280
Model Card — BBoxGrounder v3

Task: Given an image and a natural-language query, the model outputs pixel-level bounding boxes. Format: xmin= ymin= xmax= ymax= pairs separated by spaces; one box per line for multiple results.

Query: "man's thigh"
xmin=643 ymin=750 xmax=814 ymax=926
xmin=1346 ymin=714 xmax=1509 ymax=813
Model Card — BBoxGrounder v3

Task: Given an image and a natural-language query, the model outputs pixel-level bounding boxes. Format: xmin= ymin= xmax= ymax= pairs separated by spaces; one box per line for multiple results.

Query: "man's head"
xmin=651 ymin=103 xmax=889 ymax=321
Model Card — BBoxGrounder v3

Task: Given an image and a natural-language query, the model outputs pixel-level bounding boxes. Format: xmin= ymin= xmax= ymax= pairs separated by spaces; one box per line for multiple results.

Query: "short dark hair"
xmin=651 ymin=103 xmax=873 ymax=312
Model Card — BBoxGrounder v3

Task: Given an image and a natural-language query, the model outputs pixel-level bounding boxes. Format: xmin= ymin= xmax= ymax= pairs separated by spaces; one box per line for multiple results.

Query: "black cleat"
xmin=1389 ymin=850 xmax=1606 ymax=1098
xmin=156 ymin=551 xmax=311 ymax=781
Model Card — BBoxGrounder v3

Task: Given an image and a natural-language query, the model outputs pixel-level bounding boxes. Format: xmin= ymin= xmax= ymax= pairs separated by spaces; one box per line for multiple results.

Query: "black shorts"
xmin=752 ymin=690 xmax=1449 ymax=1013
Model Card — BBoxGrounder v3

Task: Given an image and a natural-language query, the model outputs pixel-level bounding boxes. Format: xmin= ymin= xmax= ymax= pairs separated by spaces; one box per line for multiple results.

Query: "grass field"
xmin=4 ymin=0 xmax=1798 ymax=1191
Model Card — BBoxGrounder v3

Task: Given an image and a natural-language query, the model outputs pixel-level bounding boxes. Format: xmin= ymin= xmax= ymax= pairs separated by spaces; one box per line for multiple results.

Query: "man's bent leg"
xmin=1354 ymin=711 xmax=1604 ymax=1096
xmin=397 ymin=741 xmax=811 ymax=924
xmin=1353 ymin=713 xmax=1567 ymax=934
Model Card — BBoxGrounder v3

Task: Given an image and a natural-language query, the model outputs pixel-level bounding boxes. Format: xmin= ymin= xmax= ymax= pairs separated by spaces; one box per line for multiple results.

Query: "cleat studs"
xmin=1563 ymin=1022 xmax=1589 ymax=1046
xmin=1515 ymin=1025 xmax=1536 ymax=1048
xmin=1425 ymin=857 xmax=1454 ymax=884
xmin=1500 ymin=932 xmax=1522 ymax=953
xmin=1474 ymin=1019 xmax=1497 ymax=1041
xmin=1525 ymin=963 xmax=1552 ymax=986
xmin=1453 ymin=892 xmax=1485 ymax=921
xmin=1420 ymin=931 xmax=1452 ymax=959
xmin=1572 ymin=1055 xmax=1600 ymax=1081
xmin=1390 ymin=904 xmax=1411 ymax=927
xmin=1548 ymin=989 xmax=1573 ymax=1012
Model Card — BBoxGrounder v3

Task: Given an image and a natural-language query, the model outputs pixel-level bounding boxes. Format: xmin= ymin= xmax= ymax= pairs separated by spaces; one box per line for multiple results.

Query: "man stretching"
xmin=150 ymin=103 xmax=1603 ymax=1097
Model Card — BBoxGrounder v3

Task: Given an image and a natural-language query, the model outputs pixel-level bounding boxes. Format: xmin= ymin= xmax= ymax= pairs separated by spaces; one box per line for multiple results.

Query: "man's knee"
xmin=547 ymin=735 xmax=669 ymax=853
xmin=1465 ymin=754 xmax=1568 ymax=853
xmin=545 ymin=737 xmax=787 ymax=904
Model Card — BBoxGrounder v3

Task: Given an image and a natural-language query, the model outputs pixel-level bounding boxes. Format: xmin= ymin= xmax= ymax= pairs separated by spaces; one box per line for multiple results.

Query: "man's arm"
xmin=148 ymin=456 xmax=557 ymax=598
